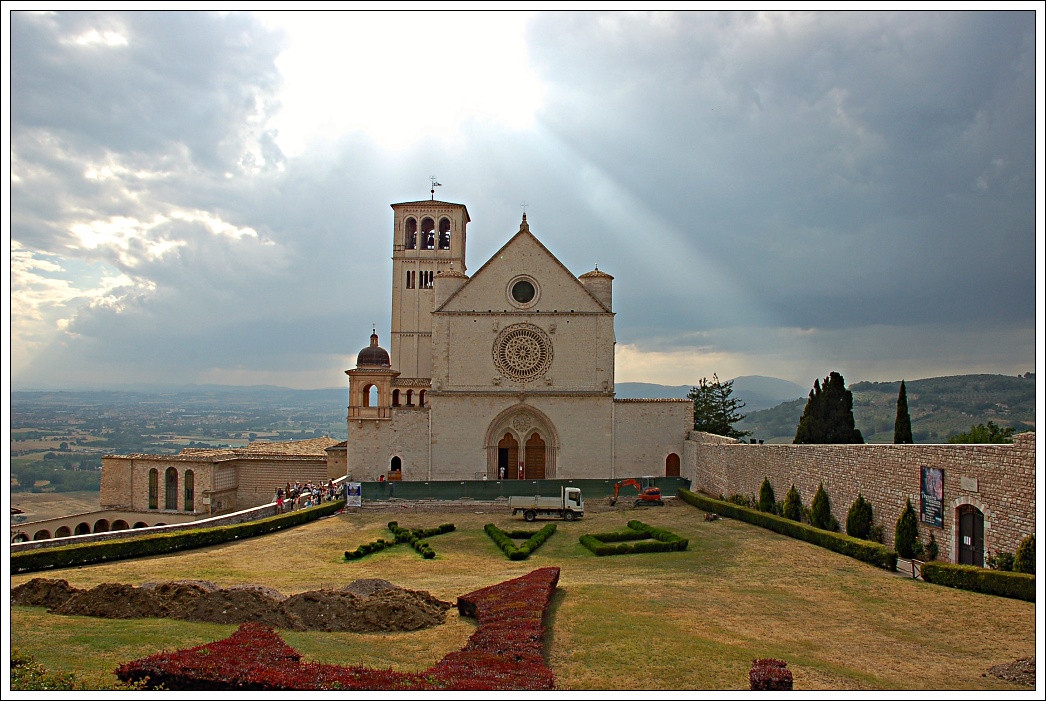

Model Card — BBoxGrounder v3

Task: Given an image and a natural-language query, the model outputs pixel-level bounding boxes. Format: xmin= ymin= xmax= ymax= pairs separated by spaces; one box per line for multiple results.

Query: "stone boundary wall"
xmin=685 ymin=431 xmax=1036 ymax=563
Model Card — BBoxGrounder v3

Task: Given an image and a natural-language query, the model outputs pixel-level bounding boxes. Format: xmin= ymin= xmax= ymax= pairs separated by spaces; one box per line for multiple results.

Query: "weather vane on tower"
xmin=430 ymin=176 xmax=441 ymax=200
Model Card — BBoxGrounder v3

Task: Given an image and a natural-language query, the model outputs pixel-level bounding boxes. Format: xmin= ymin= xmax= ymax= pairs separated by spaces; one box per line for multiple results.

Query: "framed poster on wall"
xmin=920 ymin=466 xmax=944 ymax=528
xmin=346 ymin=481 xmax=362 ymax=507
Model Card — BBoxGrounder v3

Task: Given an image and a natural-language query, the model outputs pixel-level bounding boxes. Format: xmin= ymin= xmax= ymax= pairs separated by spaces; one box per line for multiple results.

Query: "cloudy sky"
xmin=5 ymin=9 xmax=1042 ymax=393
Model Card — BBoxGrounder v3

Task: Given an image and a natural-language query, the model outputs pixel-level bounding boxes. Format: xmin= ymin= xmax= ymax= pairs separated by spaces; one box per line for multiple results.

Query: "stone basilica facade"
xmin=346 ymin=199 xmax=691 ymax=482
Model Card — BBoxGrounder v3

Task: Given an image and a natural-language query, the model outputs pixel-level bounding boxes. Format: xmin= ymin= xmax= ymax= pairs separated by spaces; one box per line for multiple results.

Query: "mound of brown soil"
xmin=12 ymin=577 xmax=451 ymax=633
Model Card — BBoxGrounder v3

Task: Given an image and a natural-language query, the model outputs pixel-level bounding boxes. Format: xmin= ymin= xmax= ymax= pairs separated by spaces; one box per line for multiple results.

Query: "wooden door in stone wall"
xmin=958 ymin=504 xmax=984 ymax=567
xmin=524 ymin=433 xmax=546 ymax=480
xmin=666 ymin=453 xmax=680 ymax=477
xmin=498 ymin=433 xmax=519 ymax=480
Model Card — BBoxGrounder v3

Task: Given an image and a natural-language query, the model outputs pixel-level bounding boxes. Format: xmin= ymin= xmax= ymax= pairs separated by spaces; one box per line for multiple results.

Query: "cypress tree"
xmin=893 ymin=380 xmax=913 ymax=444
xmin=1013 ymin=535 xmax=1035 ymax=575
xmin=794 ymin=372 xmax=864 ymax=444
xmin=845 ymin=492 xmax=874 ymax=540
xmin=810 ymin=482 xmax=831 ymax=530
xmin=782 ymin=484 xmax=802 ymax=522
xmin=894 ymin=497 xmax=921 ymax=559
xmin=757 ymin=477 xmax=776 ymax=513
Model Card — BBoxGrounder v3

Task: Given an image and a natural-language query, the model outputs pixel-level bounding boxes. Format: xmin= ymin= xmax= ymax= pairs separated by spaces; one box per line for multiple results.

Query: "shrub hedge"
xmin=12 ymin=500 xmax=346 ymax=575
xmin=484 ymin=523 xmax=557 ymax=560
xmin=677 ymin=488 xmax=897 ymax=571
xmin=579 ymin=520 xmax=688 ymax=556
xmin=921 ymin=562 xmax=1035 ymax=602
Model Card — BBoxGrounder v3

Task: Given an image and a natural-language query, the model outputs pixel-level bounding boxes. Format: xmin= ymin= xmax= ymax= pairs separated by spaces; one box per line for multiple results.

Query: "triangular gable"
xmin=436 ymin=220 xmax=611 ymax=314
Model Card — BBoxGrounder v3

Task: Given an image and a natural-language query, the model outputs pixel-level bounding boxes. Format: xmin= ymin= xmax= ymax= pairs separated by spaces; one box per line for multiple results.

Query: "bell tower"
xmin=389 ymin=193 xmax=470 ymax=380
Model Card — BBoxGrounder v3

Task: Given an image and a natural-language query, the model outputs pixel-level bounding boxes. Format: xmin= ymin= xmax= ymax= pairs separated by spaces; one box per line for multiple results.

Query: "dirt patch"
xmin=985 ymin=657 xmax=1035 ymax=687
xmin=12 ymin=577 xmax=452 ymax=633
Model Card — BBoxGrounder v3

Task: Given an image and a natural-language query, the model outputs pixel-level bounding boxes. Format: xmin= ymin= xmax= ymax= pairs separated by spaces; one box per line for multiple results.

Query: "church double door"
xmin=497 ymin=432 xmax=547 ymax=479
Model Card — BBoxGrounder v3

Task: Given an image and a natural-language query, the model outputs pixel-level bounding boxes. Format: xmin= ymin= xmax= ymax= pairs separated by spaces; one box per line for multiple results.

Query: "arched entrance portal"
xmin=485 ymin=406 xmax=559 ymax=479
xmin=666 ymin=453 xmax=680 ymax=477
xmin=957 ymin=504 xmax=984 ymax=567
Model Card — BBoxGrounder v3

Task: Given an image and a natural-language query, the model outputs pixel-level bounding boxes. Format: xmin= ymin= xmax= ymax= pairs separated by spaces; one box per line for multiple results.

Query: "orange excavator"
xmin=609 ymin=478 xmax=664 ymax=507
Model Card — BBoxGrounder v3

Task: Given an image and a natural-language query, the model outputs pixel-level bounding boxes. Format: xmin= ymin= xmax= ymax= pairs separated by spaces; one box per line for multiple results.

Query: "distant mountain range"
xmin=13 ymin=374 xmax=1035 ymax=446
xmin=735 ymin=373 xmax=1036 ymax=444
xmin=615 ymin=375 xmax=806 ymax=411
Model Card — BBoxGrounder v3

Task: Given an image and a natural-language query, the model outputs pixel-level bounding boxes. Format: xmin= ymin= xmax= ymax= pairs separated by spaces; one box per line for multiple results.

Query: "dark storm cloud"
xmin=527 ymin=11 xmax=1036 ymax=332
xmin=7 ymin=10 xmax=1037 ymax=390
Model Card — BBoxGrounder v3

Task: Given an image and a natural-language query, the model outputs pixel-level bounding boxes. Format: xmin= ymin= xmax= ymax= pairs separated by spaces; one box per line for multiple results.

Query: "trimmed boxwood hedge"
xmin=677 ymin=488 xmax=897 ymax=571
xmin=484 ymin=523 xmax=557 ymax=560
xmin=579 ymin=520 xmax=688 ymax=556
xmin=12 ymin=500 xmax=346 ymax=574
xmin=922 ymin=561 xmax=1035 ymax=602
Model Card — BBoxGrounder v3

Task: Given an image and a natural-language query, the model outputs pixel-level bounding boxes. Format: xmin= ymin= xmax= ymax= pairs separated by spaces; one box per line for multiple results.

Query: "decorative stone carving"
xmin=492 ymin=323 xmax=553 ymax=382
xmin=512 ymin=413 xmax=532 ymax=431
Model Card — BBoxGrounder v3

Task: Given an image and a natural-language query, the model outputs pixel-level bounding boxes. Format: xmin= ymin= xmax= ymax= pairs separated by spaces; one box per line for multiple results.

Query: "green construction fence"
xmin=353 ymin=476 xmax=691 ymax=503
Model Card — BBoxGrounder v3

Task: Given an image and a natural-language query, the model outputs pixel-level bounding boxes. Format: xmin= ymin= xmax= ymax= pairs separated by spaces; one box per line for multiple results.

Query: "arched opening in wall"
xmin=390 ymin=455 xmax=402 ymax=480
xmin=133 ymin=522 xmax=149 ymax=529
xmin=364 ymin=384 xmax=378 ymax=407
xmin=525 ymin=433 xmax=546 ymax=480
xmin=12 ymin=532 xmax=29 ymax=543
xmin=148 ymin=468 xmax=159 ymax=510
xmin=406 ymin=389 xmax=414 ymax=407
xmin=111 ymin=520 xmax=130 ymax=531
xmin=404 ymin=217 xmax=418 ymax=249
xmin=666 ymin=453 xmax=680 ymax=477
xmin=185 ymin=470 xmax=195 ymax=512
xmin=165 ymin=467 xmax=179 ymax=510
xmin=421 ymin=217 xmax=435 ymax=249
xmin=438 ymin=217 xmax=451 ymax=249
xmin=75 ymin=522 xmax=91 ymax=535
xmin=33 ymin=530 xmax=52 ymax=541
xmin=957 ymin=504 xmax=984 ymax=567
xmin=392 ymin=389 xmax=400 ymax=407
xmin=418 ymin=390 xmax=426 ymax=406
xmin=498 ymin=433 xmax=519 ymax=480
xmin=93 ymin=519 xmax=110 ymax=533
xmin=55 ymin=525 xmax=72 ymax=538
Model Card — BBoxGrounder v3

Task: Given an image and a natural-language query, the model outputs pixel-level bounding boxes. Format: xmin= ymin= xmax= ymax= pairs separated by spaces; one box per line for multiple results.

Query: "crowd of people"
xmin=273 ymin=479 xmax=343 ymax=513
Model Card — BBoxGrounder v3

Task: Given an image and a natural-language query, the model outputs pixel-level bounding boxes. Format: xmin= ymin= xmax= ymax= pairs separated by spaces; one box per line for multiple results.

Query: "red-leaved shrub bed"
xmin=114 ymin=567 xmax=560 ymax=691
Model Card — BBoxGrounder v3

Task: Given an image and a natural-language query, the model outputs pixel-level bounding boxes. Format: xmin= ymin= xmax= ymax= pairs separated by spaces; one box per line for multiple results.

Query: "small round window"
xmin=511 ymin=280 xmax=536 ymax=304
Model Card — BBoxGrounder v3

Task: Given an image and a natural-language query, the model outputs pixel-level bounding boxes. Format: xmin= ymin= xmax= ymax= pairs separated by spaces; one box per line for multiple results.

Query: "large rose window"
xmin=493 ymin=323 xmax=553 ymax=382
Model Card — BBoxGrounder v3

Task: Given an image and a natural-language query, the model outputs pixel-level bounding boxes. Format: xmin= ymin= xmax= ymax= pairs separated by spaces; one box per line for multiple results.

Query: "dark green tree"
xmin=810 ymin=482 xmax=832 ymax=530
xmin=894 ymin=497 xmax=922 ymax=559
xmin=688 ymin=373 xmax=751 ymax=440
xmin=782 ymin=484 xmax=802 ymax=522
xmin=793 ymin=372 xmax=864 ymax=444
xmin=845 ymin=493 xmax=874 ymax=540
xmin=1013 ymin=534 xmax=1035 ymax=575
xmin=947 ymin=421 xmax=1016 ymax=444
xmin=757 ymin=477 xmax=776 ymax=513
xmin=893 ymin=380 xmax=913 ymax=444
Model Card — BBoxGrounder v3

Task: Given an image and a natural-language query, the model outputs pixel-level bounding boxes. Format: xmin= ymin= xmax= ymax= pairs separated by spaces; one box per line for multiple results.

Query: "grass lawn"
xmin=8 ymin=498 xmax=1037 ymax=691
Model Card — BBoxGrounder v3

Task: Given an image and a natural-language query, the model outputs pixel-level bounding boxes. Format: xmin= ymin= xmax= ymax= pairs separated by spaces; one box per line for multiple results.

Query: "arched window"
xmin=406 ymin=389 xmax=414 ymax=406
xmin=421 ymin=217 xmax=435 ymax=249
xmin=438 ymin=217 xmax=451 ymax=249
xmin=184 ymin=470 xmax=195 ymax=512
xmin=391 ymin=456 xmax=402 ymax=473
xmin=364 ymin=384 xmax=378 ymax=407
xmin=392 ymin=389 xmax=400 ymax=407
xmin=404 ymin=217 xmax=417 ymax=249
xmin=418 ymin=390 xmax=426 ymax=406
xmin=165 ymin=467 xmax=178 ymax=510
xmin=148 ymin=468 xmax=159 ymax=510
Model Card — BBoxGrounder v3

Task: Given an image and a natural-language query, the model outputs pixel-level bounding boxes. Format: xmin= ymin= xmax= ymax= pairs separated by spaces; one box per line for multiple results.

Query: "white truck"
xmin=508 ymin=486 xmax=585 ymax=521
